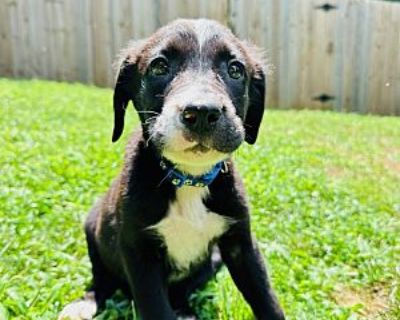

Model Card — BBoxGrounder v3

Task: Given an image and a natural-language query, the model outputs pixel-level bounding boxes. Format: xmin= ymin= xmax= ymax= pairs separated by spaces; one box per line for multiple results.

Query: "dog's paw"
xmin=58 ymin=299 xmax=97 ymax=320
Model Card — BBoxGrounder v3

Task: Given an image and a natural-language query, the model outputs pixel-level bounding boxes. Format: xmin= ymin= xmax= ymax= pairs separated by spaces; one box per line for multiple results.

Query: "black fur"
xmin=65 ymin=19 xmax=285 ymax=320
xmin=245 ymin=72 xmax=266 ymax=144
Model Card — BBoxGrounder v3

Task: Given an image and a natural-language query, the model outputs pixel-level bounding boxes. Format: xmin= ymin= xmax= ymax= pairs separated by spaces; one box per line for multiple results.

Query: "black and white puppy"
xmin=59 ymin=19 xmax=285 ymax=320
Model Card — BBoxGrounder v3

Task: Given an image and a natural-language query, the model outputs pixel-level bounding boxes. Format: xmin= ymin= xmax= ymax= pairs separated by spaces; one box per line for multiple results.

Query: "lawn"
xmin=0 ymin=78 xmax=399 ymax=320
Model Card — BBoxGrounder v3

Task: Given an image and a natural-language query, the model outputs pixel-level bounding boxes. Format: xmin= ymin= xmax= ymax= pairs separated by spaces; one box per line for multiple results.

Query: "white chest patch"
xmin=151 ymin=187 xmax=228 ymax=275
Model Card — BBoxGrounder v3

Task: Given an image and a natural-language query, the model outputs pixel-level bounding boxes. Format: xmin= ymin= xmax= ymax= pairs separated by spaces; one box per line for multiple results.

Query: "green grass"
xmin=0 ymin=78 xmax=399 ymax=320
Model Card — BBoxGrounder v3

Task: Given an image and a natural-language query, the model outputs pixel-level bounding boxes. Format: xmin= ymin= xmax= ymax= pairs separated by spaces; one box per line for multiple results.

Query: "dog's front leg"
xmin=218 ymin=222 xmax=285 ymax=320
xmin=121 ymin=243 xmax=176 ymax=320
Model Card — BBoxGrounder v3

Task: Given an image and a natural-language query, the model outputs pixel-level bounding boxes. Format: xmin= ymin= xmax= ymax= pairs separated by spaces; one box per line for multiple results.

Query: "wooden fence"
xmin=0 ymin=0 xmax=399 ymax=115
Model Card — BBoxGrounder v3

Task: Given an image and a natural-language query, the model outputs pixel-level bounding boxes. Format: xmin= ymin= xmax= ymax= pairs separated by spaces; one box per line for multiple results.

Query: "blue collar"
xmin=160 ymin=158 xmax=224 ymax=188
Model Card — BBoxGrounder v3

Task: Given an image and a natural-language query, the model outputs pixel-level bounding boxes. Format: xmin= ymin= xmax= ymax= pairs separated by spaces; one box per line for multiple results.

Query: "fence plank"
xmin=43 ymin=0 xmax=55 ymax=80
xmin=91 ymin=0 xmax=113 ymax=86
xmin=306 ymin=0 xmax=338 ymax=110
xmin=130 ymin=0 xmax=159 ymax=39
xmin=393 ymin=8 xmax=400 ymax=116
xmin=262 ymin=0 xmax=280 ymax=108
xmin=72 ymin=0 xmax=93 ymax=83
xmin=0 ymin=1 xmax=13 ymax=76
xmin=366 ymin=0 xmax=400 ymax=115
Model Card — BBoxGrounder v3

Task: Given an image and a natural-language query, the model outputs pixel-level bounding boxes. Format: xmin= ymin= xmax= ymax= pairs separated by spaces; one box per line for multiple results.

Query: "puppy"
xmin=59 ymin=19 xmax=285 ymax=320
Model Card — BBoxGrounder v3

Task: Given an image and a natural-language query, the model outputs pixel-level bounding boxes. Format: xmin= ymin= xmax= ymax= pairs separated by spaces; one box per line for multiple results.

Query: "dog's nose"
xmin=181 ymin=105 xmax=222 ymax=131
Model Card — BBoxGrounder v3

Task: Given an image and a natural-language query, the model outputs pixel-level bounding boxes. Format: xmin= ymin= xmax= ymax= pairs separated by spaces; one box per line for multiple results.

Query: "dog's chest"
xmin=153 ymin=187 xmax=227 ymax=274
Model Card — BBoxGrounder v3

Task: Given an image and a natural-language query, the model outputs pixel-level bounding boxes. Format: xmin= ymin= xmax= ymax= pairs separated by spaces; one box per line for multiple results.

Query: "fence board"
xmin=366 ymin=0 xmax=399 ymax=115
xmin=50 ymin=0 xmax=62 ymax=79
xmin=44 ymin=0 xmax=55 ymax=80
xmin=262 ymin=0 xmax=280 ymax=108
xmin=0 ymin=1 xmax=13 ymax=76
xmin=306 ymin=0 xmax=338 ymax=110
xmin=0 ymin=0 xmax=399 ymax=115
xmin=91 ymin=0 xmax=113 ymax=86
xmin=72 ymin=0 xmax=93 ymax=83
xmin=393 ymin=9 xmax=400 ymax=115
xmin=130 ymin=0 xmax=158 ymax=39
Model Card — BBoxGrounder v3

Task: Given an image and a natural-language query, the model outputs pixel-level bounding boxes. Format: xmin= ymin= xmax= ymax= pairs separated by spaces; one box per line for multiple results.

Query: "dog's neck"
xmin=175 ymin=163 xmax=216 ymax=176
xmin=159 ymin=157 xmax=224 ymax=188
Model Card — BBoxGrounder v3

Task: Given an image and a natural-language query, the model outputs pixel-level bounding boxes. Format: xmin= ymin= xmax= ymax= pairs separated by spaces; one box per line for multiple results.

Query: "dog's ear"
xmin=112 ymin=45 xmax=142 ymax=142
xmin=245 ymin=71 xmax=265 ymax=144
xmin=244 ymin=45 xmax=267 ymax=145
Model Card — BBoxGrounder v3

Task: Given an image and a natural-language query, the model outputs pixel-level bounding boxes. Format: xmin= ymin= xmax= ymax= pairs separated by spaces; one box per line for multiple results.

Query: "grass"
xmin=0 ymin=78 xmax=399 ymax=320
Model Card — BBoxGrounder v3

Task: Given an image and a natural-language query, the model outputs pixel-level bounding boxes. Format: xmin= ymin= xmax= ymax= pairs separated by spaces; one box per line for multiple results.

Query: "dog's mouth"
xmin=181 ymin=131 xmax=213 ymax=153
xmin=184 ymin=143 xmax=211 ymax=153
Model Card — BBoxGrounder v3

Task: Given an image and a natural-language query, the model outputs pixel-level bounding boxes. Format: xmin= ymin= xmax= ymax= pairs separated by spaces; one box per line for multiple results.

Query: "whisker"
xmin=157 ymin=162 xmax=178 ymax=187
xmin=137 ymin=111 xmax=160 ymax=115
xmin=145 ymin=130 xmax=157 ymax=147
xmin=157 ymin=170 xmax=173 ymax=187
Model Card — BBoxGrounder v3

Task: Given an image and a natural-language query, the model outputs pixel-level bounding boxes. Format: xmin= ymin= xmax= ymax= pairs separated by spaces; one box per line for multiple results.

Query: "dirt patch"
xmin=384 ymin=158 xmax=400 ymax=175
xmin=332 ymin=285 xmax=388 ymax=318
xmin=383 ymin=148 xmax=400 ymax=175
xmin=326 ymin=166 xmax=346 ymax=179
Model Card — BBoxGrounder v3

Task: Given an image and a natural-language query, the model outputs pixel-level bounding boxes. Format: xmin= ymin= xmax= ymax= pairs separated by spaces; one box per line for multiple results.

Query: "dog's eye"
xmin=228 ymin=61 xmax=244 ymax=79
xmin=149 ymin=58 xmax=169 ymax=76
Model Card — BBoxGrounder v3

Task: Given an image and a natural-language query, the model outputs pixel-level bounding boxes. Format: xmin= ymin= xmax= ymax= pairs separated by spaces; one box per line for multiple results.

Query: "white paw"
xmin=58 ymin=299 xmax=97 ymax=320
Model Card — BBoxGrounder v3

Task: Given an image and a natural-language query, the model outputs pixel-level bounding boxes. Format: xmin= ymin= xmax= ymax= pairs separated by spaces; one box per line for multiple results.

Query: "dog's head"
xmin=113 ymin=19 xmax=266 ymax=173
